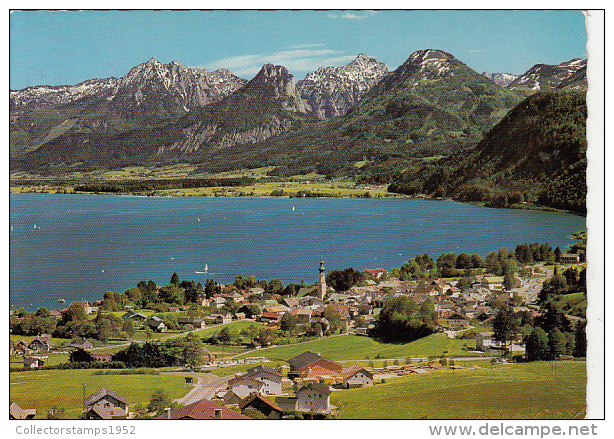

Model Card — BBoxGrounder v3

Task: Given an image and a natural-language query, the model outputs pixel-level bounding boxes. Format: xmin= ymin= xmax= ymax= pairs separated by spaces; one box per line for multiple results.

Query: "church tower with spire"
xmin=317 ymin=258 xmax=326 ymax=300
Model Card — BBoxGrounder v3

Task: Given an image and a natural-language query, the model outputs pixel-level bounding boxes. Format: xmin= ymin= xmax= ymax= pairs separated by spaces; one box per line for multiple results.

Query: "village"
xmin=10 ymin=246 xmax=587 ymax=420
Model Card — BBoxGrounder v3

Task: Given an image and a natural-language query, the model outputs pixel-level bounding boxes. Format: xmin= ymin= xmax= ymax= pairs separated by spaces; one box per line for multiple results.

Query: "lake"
xmin=9 ymin=193 xmax=585 ymax=311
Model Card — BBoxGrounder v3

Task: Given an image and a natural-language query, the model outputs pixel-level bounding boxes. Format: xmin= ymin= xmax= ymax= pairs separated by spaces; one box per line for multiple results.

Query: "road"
xmin=161 ymin=371 xmax=230 ymax=405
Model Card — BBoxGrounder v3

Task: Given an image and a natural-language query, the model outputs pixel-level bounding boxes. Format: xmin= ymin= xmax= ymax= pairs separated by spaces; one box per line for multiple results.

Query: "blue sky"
xmin=9 ymin=10 xmax=587 ymax=89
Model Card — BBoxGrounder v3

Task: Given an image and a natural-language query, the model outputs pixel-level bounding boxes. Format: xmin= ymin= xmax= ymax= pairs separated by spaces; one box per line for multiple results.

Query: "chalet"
xmin=9 ymin=403 xmax=36 ymax=420
xmin=447 ymin=313 xmax=470 ymax=331
xmin=222 ymin=389 xmax=247 ymax=406
xmin=84 ymin=388 xmax=130 ymax=420
xmin=66 ymin=339 xmax=94 ymax=350
xmin=146 ymin=316 xmax=168 ymax=332
xmin=23 ymin=356 xmax=45 ymax=368
xmin=177 ymin=316 xmax=206 ymax=329
xmin=560 ymin=253 xmax=581 ymax=264
xmin=239 ymin=393 xmax=284 ymax=419
xmin=211 ymin=312 xmax=232 ymax=324
xmin=156 ymin=398 xmax=250 ymax=419
xmin=208 ymin=296 xmax=227 ymax=310
xmin=248 ymin=287 xmax=265 ymax=296
xmin=234 ymin=312 xmax=246 ymax=320
xmin=14 ymin=340 xmax=33 ymax=355
xmin=481 ymin=276 xmax=504 ymax=291
xmin=244 ymin=365 xmax=283 ymax=395
xmin=168 ymin=307 xmax=180 ymax=313
xmin=292 ymin=308 xmax=313 ymax=323
xmin=296 ymin=383 xmax=333 ymax=414
xmin=287 ymin=351 xmax=343 ymax=379
xmin=339 ymin=365 xmax=374 ymax=388
xmin=29 ymin=334 xmax=52 ymax=352
xmin=122 ymin=311 xmax=147 ymax=322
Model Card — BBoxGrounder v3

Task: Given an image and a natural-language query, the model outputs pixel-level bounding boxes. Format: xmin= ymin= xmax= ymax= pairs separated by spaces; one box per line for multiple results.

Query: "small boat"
xmin=204 ymin=264 xmax=209 ymax=272
xmin=292 ymin=206 xmax=295 ymax=211
xmin=58 ymin=299 xmax=65 ymax=303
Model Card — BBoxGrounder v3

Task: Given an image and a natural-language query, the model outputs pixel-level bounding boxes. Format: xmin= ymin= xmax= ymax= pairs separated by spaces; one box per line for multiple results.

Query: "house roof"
xmin=9 ymin=403 xmax=36 ymax=419
xmin=339 ymin=364 xmax=374 ymax=379
xmin=288 ymin=351 xmax=323 ymax=369
xmin=23 ymin=357 xmax=43 ymax=366
xmin=447 ymin=313 xmax=468 ymax=320
xmin=228 ymin=375 xmax=266 ymax=388
xmin=239 ymin=393 xmax=283 ymax=412
xmin=483 ymin=276 xmax=504 ymax=283
xmin=297 ymin=383 xmax=332 ymax=395
xmin=155 ymin=398 xmax=250 ymax=420
xmin=246 ymin=365 xmax=283 ymax=377
xmin=88 ymin=405 xmax=126 ymax=420
xmin=85 ymin=388 xmax=130 ymax=407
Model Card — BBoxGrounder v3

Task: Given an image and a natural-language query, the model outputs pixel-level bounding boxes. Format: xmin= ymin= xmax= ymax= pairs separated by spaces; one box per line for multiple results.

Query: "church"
xmin=316 ymin=258 xmax=326 ymax=300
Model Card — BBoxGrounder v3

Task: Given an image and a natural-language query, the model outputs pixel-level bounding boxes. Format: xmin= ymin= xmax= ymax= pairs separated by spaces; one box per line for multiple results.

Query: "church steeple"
xmin=317 ymin=258 xmax=326 ymax=300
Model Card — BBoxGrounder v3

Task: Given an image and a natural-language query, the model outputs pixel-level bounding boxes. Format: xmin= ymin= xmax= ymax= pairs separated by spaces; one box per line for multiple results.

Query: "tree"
xmin=457 ymin=277 xmax=471 ymax=292
xmin=183 ymin=337 xmax=204 ymax=368
xmin=503 ymin=273 xmax=515 ymax=291
xmin=324 ymin=306 xmax=343 ymax=333
xmin=525 ymin=327 xmax=550 ymax=361
xmin=96 ymin=318 xmax=114 ymax=342
xmin=548 ymin=327 xmax=567 ymax=359
xmin=218 ymin=327 xmax=232 ymax=344
xmin=280 ymin=313 xmax=299 ymax=334
xmin=70 ymin=348 xmax=93 ymax=363
xmin=170 ymin=272 xmax=180 ymax=286
xmin=148 ymin=389 xmax=171 ymax=416
xmin=35 ymin=307 xmax=50 ymax=318
xmin=62 ymin=302 xmax=87 ymax=324
xmin=122 ymin=319 xmax=135 ymax=337
xmin=574 ymin=320 xmax=587 ymax=357
xmin=492 ymin=308 xmax=518 ymax=351
xmin=554 ymin=246 xmax=562 ymax=263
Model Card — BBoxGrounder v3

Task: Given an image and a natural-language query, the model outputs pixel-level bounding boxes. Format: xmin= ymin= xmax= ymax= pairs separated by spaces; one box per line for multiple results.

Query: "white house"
xmin=295 ymin=383 xmax=332 ymax=414
xmin=476 ymin=331 xmax=501 ymax=351
xmin=341 ymin=366 xmax=374 ymax=389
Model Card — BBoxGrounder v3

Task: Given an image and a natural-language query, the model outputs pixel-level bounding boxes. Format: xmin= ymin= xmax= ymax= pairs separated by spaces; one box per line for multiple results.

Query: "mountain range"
xmin=9 ymin=51 xmax=587 ymax=194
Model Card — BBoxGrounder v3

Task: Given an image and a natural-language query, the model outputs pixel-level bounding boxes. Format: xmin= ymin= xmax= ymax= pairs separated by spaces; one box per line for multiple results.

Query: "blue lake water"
xmin=9 ymin=193 xmax=585 ymax=311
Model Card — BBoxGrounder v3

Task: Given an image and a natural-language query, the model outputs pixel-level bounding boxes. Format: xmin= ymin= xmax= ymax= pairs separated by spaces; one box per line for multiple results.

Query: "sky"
xmin=9 ymin=9 xmax=588 ymax=90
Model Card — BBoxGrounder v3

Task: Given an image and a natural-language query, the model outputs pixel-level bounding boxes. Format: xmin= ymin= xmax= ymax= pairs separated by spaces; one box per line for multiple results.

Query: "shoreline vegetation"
xmin=9 ymin=172 xmax=584 ymax=217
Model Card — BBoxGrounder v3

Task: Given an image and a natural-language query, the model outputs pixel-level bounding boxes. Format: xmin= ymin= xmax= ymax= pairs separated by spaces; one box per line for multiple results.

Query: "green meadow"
xmin=236 ymin=333 xmax=481 ymax=362
xmin=9 ymin=369 xmax=189 ymax=419
xmin=332 ymin=361 xmax=586 ymax=419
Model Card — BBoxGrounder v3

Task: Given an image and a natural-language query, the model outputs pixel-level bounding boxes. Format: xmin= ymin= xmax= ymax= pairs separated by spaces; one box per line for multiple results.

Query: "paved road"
xmin=161 ymin=371 xmax=229 ymax=405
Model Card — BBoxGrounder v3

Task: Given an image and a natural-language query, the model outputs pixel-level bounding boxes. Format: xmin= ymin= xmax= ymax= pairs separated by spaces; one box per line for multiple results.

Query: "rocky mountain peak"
xmin=296 ymin=54 xmax=388 ymax=120
xmin=508 ymin=58 xmax=587 ymax=92
xmin=244 ymin=64 xmax=305 ymax=113
xmin=482 ymin=72 xmax=519 ymax=88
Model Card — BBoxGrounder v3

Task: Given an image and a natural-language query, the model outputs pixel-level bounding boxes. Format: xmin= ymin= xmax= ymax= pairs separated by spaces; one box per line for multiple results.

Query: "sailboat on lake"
xmin=195 ymin=264 xmax=209 ymax=274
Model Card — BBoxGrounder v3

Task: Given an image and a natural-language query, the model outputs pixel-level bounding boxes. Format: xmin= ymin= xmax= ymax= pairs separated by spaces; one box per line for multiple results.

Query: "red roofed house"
xmin=260 ymin=312 xmax=281 ymax=324
xmin=364 ymin=268 xmax=388 ymax=279
xmin=288 ymin=351 xmax=343 ymax=379
xmin=239 ymin=393 xmax=283 ymax=419
xmin=156 ymin=398 xmax=250 ymax=419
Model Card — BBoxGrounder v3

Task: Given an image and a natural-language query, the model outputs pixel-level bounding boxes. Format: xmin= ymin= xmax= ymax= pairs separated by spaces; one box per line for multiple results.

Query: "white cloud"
xmin=467 ymin=50 xmax=483 ymax=53
xmin=202 ymin=46 xmax=357 ymax=79
xmin=327 ymin=10 xmax=378 ymax=20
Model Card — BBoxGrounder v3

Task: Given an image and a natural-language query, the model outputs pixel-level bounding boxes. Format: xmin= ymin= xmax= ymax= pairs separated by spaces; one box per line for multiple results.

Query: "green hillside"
xmin=387 ymin=92 xmax=587 ymax=214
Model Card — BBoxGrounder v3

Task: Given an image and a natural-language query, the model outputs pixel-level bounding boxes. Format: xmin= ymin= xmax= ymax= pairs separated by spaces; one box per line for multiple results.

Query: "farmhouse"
xmin=84 ymin=388 xmax=130 ymax=420
xmin=23 ymin=356 xmax=45 ymax=368
xmin=447 ymin=313 xmax=470 ymax=330
xmin=228 ymin=365 xmax=283 ymax=396
xmin=340 ymin=365 xmax=374 ymax=389
xmin=29 ymin=334 xmax=52 ymax=352
xmin=287 ymin=351 xmax=343 ymax=379
xmin=66 ymin=339 xmax=94 ymax=350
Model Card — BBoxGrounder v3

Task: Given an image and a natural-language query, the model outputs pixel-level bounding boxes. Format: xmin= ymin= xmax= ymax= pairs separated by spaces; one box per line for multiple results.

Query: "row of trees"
xmin=112 ymin=334 xmax=205 ymax=368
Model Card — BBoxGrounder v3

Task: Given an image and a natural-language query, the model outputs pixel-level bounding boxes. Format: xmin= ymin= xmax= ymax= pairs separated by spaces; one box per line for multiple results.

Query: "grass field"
xmin=192 ymin=320 xmax=264 ymax=338
xmin=332 ymin=360 xmax=586 ymax=419
xmin=9 ymin=369 xmax=190 ymax=419
xmin=235 ymin=333 xmax=481 ymax=362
